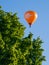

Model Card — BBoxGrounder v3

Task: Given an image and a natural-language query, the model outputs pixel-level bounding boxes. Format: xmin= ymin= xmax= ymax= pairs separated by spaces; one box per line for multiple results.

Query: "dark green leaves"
xmin=0 ymin=7 xmax=45 ymax=65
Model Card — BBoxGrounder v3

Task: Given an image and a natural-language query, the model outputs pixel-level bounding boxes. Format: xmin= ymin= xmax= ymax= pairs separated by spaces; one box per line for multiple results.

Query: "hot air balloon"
xmin=24 ymin=11 xmax=38 ymax=27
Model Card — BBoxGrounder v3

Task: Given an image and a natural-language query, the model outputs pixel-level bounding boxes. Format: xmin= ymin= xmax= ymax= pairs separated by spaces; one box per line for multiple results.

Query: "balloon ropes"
xmin=24 ymin=10 xmax=38 ymax=27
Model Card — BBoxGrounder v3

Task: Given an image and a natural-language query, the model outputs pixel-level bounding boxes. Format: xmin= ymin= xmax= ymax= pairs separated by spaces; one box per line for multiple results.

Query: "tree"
xmin=0 ymin=6 xmax=45 ymax=65
xmin=17 ymin=33 xmax=46 ymax=65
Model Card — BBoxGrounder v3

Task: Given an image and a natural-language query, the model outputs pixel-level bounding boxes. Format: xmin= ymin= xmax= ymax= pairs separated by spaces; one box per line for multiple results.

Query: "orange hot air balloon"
xmin=24 ymin=11 xmax=38 ymax=27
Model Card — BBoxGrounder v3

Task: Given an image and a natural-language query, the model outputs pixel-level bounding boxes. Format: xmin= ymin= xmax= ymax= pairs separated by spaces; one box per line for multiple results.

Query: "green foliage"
xmin=17 ymin=33 xmax=46 ymax=65
xmin=0 ymin=7 xmax=45 ymax=65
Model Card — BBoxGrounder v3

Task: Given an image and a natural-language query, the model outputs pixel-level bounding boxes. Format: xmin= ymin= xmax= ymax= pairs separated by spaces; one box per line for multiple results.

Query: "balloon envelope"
xmin=24 ymin=11 xmax=38 ymax=26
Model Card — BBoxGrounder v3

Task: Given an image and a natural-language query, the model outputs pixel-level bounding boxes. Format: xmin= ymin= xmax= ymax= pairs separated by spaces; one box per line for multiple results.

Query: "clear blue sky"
xmin=0 ymin=0 xmax=49 ymax=65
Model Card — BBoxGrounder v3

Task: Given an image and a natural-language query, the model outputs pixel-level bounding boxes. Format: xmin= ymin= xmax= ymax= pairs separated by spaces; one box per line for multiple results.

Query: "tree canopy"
xmin=0 ymin=6 xmax=45 ymax=65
